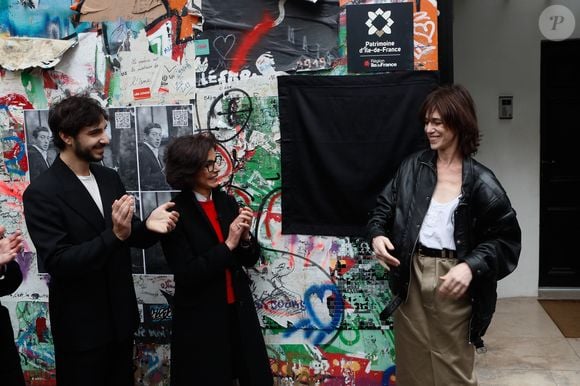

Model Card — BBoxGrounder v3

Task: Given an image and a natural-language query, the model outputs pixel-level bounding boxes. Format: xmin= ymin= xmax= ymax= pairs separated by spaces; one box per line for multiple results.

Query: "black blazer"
xmin=27 ymin=145 xmax=50 ymax=181
xmin=138 ymin=142 xmax=169 ymax=190
xmin=0 ymin=261 xmax=25 ymax=386
xmin=23 ymin=156 xmax=157 ymax=352
xmin=161 ymin=189 xmax=273 ymax=386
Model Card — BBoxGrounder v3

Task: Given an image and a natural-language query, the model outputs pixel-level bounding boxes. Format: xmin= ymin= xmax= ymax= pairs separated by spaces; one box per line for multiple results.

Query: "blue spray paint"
xmin=283 ymin=283 xmax=344 ymax=345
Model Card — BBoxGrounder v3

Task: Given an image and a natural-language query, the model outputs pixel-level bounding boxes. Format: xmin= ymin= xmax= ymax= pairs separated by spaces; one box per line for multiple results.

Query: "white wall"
xmin=453 ymin=0 xmax=580 ymax=297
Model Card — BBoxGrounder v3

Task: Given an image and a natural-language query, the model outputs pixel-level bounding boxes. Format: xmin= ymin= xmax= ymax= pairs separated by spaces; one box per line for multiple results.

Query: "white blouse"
xmin=419 ymin=195 xmax=460 ymax=250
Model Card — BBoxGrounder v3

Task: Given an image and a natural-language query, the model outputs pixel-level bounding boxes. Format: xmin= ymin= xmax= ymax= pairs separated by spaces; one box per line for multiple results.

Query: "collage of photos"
xmin=24 ymin=104 xmax=196 ymax=274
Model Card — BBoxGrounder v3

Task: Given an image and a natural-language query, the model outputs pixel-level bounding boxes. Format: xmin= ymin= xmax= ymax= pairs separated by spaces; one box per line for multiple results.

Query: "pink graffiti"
xmin=0 ymin=180 xmax=27 ymax=201
xmin=0 ymin=181 xmax=27 ymax=201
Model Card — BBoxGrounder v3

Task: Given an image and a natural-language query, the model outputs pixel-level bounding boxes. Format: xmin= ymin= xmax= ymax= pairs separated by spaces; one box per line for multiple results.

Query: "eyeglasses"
xmin=204 ymin=154 xmax=223 ymax=172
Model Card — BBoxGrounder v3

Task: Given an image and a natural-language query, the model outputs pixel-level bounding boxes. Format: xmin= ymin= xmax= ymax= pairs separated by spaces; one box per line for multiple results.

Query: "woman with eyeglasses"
xmin=161 ymin=132 xmax=273 ymax=386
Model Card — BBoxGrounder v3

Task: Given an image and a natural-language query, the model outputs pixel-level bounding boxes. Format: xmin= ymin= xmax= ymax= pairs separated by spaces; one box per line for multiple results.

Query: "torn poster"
xmin=77 ymin=0 xmax=167 ymax=23
xmin=43 ymin=32 xmax=104 ymax=105
xmin=116 ymin=29 xmax=197 ymax=105
xmin=166 ymin=0 xmax=204 ymax=42
xmin=195 ymin=0 xmax=339 ymax=79
xmin=0 ymin=37 xmax=77 ymax=71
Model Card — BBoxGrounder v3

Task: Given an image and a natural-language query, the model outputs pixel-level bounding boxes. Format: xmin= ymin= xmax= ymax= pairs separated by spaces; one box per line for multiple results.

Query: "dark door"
xmin=540 ymin=39 xmax=580 ymax=287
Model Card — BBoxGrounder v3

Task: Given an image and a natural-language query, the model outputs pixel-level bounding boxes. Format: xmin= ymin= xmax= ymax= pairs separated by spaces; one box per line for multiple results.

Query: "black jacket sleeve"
xmin=367 ymin=166 xmax=402 ymax=242
xmin=462 ymin=181 xmax=521 ymax=280
xmin=234 ymin=234 xmax=261 ymax=268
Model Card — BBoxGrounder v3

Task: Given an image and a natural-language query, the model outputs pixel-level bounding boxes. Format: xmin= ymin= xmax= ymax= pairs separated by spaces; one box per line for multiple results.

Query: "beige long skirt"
xmin=393 ymin=252 xmax=477 ymax=386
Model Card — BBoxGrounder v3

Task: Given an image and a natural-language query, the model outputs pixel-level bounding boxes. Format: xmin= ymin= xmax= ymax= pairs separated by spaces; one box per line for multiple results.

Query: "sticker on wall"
xmin=346 ymin=2 xmax=413 ymax=73
xmin=337 ymin=0 xmax=439 ymax=74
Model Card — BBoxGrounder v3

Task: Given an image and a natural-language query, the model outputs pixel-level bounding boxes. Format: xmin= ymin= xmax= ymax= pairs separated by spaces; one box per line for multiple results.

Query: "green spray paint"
xmin=21 ymin=71 xmax=48 ymax=109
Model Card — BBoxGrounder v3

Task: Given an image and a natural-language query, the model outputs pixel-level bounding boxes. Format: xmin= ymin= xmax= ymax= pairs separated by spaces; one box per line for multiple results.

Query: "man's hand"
xmin=372 ymin=235 xmax=400 ymax=269
xmin=438 ymin=262 xmax=473 ymax=299
xmin=145 ymin=202 xmax=179 ymax=234
xmin=0 ymin=226 xmax=23 ymax=265
xmin=112 ymin=194 xmax=135 ymax=241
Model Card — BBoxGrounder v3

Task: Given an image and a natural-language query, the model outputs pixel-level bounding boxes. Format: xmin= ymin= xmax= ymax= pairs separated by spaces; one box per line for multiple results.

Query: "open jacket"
xmin=160 ymin=188 xmax=272 ymax=386
xmin=368 ymin=149 xmax=521 ymax=346
xmin=23 ymin=156 xmax=158 ymax=352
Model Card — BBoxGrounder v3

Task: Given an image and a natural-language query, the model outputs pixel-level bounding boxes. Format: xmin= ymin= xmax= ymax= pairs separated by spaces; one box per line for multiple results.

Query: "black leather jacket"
xmin=368 ymin=149 xmax=521 ymax=346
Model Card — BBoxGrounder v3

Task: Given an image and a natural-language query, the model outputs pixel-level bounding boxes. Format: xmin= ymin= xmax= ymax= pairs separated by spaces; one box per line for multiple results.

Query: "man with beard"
xmin=22 ymin=95 xmax=180 ymax=386
xmin=138 ymin=122 xmax=170 ymax=190
xmin=27 ymin=126 xmax=53 ymax=181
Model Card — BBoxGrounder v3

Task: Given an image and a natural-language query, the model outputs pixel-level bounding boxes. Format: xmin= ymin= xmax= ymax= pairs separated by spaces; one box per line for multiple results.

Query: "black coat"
xmin=23 ymin=156 xmax=158 ymax=352
xmin=0 ymin=261 xmax=25 ymax=386
xmin=161 ymin=189 xmax=272 ymax=386
xmin=368 ymin=149 xmax=521 ymax=345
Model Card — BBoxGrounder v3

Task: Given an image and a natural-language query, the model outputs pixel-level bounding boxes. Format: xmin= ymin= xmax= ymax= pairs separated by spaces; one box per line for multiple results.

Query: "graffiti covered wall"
xmin=0 ymin=0 xmax=438 ymax=384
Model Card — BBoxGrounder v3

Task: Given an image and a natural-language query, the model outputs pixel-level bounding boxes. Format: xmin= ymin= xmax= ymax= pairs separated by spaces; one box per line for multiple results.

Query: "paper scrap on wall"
xmin=0 ymin=37 xmax=77 ymax=71
xmin=43 ymin=32 xmax=103 ymax=105
xmin=117 ymin=29 xmax=196 ymax=105
xmin=77 ymin=0 xmax=167 ymax=23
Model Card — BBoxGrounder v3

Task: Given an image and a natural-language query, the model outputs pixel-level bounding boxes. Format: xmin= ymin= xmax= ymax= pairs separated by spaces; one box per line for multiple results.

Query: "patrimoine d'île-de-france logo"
xmin=366 ymin=8 xmax=395 ymax=37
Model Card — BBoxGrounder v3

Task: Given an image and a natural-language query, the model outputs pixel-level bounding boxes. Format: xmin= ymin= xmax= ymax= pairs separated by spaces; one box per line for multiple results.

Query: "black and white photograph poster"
xmin=135 ymin=104 xmax=194 ymax=191
xmin=24 ymin=109 xmax=57 ymax=183
xmin=346 ymin=2 xmax=413 ymax=73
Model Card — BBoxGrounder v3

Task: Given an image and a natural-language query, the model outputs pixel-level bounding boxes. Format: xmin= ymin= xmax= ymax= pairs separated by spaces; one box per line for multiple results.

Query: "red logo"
xmin=133 ymin=87 xmax=151 ymax=100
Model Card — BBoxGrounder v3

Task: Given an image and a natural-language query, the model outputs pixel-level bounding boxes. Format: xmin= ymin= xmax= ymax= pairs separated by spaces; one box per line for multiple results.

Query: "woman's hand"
xmin=0 ymin=226 xmax=23 ymax=266
xmin=372 ymin=235 xmax=400 ymax=270
xmin=438 ymin=262 xmax=473 ymax=299
xmin=224 ymin=207 xmax=254 ymax=250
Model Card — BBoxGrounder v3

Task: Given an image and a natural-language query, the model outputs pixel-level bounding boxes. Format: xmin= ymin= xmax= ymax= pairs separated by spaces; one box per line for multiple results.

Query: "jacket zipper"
xmin=404 ymin=159 xmax=437 ymax=303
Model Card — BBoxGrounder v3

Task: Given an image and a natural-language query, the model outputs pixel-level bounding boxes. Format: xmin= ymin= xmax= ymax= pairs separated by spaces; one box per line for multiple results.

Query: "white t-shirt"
xmin=419 ymin=195 xmax=460 ymax=250
xmin=77 ymin=172 xmax=104 ymax=217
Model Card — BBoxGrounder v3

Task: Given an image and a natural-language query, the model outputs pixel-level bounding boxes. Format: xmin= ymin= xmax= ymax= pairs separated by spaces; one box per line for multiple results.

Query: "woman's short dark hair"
xmin=48 ymin=95 xmax=109 ymax=150
xmin=419 ymin=84 xmax=480 ymax=156
xmin=164 ymin=132 xmax=217 ymax=190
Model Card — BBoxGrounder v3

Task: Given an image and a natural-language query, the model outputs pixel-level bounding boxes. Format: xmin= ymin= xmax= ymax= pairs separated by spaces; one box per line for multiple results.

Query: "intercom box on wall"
xmin=499 ymin=96 xmax=513 ymax=119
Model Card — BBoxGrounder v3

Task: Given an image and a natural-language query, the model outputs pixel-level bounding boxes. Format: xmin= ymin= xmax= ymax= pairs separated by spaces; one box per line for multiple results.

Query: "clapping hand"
xmin=112 ymin=194 xmax=135 ymax=241
xmin=0 ymin=226 xmax=23 ymax=266
xmin=225 ymin=206 xmax=253 ymax=250
xmin=145 ymin=202 xmax=179 ymax=234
